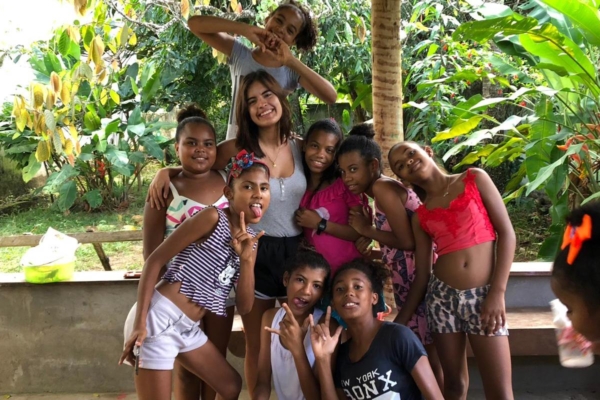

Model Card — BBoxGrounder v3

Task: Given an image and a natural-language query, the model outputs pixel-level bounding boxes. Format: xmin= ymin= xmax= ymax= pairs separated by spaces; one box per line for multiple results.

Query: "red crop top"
xmin=416 ymin=169 xmax=496 ymax=256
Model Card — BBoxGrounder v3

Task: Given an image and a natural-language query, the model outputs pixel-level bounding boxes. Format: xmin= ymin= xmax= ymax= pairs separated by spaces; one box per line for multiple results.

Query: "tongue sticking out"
xmin=250 ymin=205 xmax=262 ymax=218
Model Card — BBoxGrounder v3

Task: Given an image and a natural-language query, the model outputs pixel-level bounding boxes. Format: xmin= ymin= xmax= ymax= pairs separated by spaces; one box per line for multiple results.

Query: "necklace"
xmin=442 ymin=177 xmax=451 ymax=197
xmin=261 ymin=140 xmax=283 ymax=167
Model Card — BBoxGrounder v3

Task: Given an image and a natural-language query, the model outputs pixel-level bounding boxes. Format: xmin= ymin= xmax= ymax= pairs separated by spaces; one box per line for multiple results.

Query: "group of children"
xmin=118 ymin=1 xmax=600 ymax=399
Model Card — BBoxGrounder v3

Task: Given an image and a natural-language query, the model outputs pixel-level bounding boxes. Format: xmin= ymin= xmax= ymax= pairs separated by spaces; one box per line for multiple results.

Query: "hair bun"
xmin=348 ymin=122 xmax=375 ymax=139
xmin=177 ymin=104 xmax=207 ymax=123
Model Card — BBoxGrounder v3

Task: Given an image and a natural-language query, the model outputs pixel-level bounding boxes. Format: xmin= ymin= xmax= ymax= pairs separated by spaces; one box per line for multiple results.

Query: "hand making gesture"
xmin=309 ymin=306 xmax=342 ymax=361
xmin=231 ymin=211 xmax=264 ymax=262
xmin=264 ymin=303 xmax=310 ymax=356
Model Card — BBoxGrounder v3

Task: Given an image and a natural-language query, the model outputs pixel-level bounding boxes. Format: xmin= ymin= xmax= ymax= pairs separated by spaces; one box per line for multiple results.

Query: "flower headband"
xmin=227 ymin=150 xmax=269 ymax=182
xmin=561 ymin=214 xmax=592 ymax=265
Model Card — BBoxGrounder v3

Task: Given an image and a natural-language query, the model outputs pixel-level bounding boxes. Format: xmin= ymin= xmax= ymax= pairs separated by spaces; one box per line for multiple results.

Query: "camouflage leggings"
xmin=426 ymin=274 xmax=509 ymax=336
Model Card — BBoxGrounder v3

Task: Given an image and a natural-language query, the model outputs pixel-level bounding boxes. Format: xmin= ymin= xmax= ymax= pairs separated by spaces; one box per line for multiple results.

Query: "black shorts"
xmin=254 ymin=235 xmax=301 ymax=299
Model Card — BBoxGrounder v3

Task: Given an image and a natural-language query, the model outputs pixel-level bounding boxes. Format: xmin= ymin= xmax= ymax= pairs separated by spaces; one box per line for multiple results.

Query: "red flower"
xmin=442 ymin=44 xmax=448 ymax=51
xmin=519 ymin=101 xmax=526 ymax=107
xmin=513 ymin=75 xmax=519 ymax=80
xmin=497 ymin=89 xmax=503 ymax=95
xmin=453 ymin=137 xmax=459 ymax=143
xmin=450 ymin=93 xmax=455 ymax=98
xmin=466 ymin=80 xmax=471 ymax=86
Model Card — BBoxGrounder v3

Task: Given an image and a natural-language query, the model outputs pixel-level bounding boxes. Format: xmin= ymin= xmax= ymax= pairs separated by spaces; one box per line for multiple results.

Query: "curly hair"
xmin=333 ymin=258 xmax=390 ymax=298
xmin=175 ymin=104 xmax=215 ymax=142
xmin=553 ymin=202 xmax=600 ymax=312
xmin=285 ymin=250 xmax=331 ymax=285
xmin=271 ymin=0 xmax=318 ymax=51
xmin=337 ymin=122 xmax=383 ymax=174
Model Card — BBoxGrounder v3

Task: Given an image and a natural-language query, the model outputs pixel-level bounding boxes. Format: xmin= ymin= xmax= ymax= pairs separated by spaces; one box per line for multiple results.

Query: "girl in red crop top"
xmin=389 ymin=142 xmax=516 ymax=400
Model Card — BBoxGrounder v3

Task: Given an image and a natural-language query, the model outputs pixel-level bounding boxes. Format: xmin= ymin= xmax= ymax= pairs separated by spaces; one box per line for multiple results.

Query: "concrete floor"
xmin=3 ymin=390 xmax=599 ymax=399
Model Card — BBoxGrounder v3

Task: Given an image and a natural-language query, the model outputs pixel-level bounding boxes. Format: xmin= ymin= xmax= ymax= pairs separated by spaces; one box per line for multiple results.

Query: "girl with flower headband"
xmin=119 ymin=150 xmax=270 ymax=400
xmin=552 ymin=202 xmax=600 ymax=346
xmin=147 ymin=70 xmax=307 ymax=395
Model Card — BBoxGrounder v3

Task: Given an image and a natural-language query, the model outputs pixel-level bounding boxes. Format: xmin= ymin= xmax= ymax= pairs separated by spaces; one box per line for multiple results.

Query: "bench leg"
xmin=91 ymin=242 xmax=112 ymax=271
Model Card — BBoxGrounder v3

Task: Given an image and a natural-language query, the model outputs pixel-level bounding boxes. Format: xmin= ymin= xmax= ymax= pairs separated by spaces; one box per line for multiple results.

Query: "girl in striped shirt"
xmin=120 ymin=151 xmax=269 ymax=400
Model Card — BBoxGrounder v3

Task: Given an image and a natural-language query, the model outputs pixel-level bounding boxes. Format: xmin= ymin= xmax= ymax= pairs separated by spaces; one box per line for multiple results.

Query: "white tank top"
xmin=270 ymin=306 xmax=324 ymax=400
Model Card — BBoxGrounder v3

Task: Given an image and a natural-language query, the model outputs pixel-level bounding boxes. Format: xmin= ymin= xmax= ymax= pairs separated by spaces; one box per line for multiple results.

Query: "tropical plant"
xmin=428 ymin=0 xmax=600 ymax=258
xmin=0 ymin=0 xmax=175 ymax=211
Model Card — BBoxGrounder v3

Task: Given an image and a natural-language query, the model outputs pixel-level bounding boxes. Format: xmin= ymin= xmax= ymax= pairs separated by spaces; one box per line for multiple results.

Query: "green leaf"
xmin=44 ymin=52 xmax=63 ymax=74
xmin=58 ymin=30 xmax=71 ymax=56
xmin=129 ymin=151 xmax=146 ymax=164
xmin=58 ymin=180 xmax=77 ymax=211
xmin=84 ymin=110 xmax=101 ymax=131
xmin=104 ymin=119 xmax=121 ymax=135
xmin=432 ymin=116 xmax=484 ymax=142
xmin=139 ymin=136 xmax=164 ymax=161
xmin=105 ymin=146 xmax=129 ymax=166
xmin=82 ymin=189 xmax=103 ymax=208
xmin=68 ymin=40 xmax=81 ymax=60
xmin=344 ymin=22 xmax=353 ymax=42
xmin=582 ymin=191 xmax=600 ymax=205
xmin=141 ymin=70 xmax=162 ymax=103
xmin=526 ymin=143 xmax=583 ymax=195
xmin=22 ymin=154 xmax=42 ymax=183
xmin=128 ymin=123 xmax=146 ymax=136
xmin=44 ymin=110 xmax=56 ymax=130
xmin=540 ymin=0 xmax=600 ymax=46
xmin=453 ymin=16 xmax=539 ymax=43
xmin=128 ymin=106 xmax=142 ymax=126
xmin=442 ymin=129 xmax=494 ymax=161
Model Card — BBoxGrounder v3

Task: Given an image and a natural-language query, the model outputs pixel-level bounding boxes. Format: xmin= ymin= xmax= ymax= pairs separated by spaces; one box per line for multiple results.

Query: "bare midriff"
xmin=156 ymin=280 xmax=207 ymax=322
xmin=432 ymin=241 xmax=495 ymax=290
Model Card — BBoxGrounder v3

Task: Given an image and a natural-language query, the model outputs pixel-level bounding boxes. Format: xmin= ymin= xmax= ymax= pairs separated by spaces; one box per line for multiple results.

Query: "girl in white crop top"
xmin=254 ymin=251 xmax=334 ymax=400
xmin=142 ymin=106 xmax=232 ymax=400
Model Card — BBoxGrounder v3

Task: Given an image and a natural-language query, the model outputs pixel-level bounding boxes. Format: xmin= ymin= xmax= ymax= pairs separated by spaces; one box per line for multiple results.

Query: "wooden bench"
xmin=0 ymin=230 xmax=143 ymax=271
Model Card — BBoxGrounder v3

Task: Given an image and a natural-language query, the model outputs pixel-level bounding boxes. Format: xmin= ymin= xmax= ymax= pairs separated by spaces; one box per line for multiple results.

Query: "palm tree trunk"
xmin=371 ymin=0 xmax=403 ymax=175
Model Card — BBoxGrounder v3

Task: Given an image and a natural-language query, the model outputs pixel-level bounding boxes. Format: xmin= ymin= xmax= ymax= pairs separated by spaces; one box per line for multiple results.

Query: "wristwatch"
xmin=317 ymin=218 xmax=327 ymax=235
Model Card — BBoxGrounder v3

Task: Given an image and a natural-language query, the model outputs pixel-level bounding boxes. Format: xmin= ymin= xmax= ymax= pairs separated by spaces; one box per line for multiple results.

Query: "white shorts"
xmin=123 ymin=290 xmax=208 ymax=370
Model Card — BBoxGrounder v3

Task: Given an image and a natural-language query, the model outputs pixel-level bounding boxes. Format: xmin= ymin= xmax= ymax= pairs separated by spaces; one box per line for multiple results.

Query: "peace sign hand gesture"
xmin=264 ymin=303 xmax=309 ymax=357
xmin=310 ymin=306 xmax=342 ymax=361
xmin=231 ymin=211 xmax=264 ymax=262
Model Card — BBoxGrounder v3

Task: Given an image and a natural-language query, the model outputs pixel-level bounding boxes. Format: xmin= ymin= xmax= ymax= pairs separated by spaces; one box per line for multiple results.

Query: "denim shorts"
xmin=426 ymin=274 xmax=509 ymax=336
xmin=123 ymin=290 xmax=208 ymax=370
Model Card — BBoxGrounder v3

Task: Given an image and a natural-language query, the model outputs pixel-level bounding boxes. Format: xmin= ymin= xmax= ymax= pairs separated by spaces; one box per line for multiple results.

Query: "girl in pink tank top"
xmin=388 ymin=141 xmax=515 ymax=400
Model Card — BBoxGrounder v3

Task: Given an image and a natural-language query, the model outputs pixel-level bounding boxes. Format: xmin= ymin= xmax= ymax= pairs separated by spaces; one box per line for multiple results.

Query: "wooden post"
xmin=371 ymin=0 xmax=403 ymax=175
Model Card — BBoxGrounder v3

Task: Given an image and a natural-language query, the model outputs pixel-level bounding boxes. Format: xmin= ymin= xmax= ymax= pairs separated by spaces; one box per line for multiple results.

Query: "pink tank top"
xmin=416 ymin=169 xmax=496 ymax=256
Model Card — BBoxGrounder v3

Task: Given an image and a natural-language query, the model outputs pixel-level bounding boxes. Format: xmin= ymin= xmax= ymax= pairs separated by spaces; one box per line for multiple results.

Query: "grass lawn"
xmin=0 ymin=163 xmax=163 ymax=273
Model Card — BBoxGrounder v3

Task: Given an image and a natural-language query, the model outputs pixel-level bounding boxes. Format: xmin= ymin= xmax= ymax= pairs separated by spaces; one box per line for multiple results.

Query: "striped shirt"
xmin=162 ymin=207 xmax=255 ymax=316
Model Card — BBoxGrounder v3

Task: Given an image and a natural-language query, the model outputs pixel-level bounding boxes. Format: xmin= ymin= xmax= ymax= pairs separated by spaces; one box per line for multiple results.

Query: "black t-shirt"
xmin=334 ymin=322 xmax=427 ymax=400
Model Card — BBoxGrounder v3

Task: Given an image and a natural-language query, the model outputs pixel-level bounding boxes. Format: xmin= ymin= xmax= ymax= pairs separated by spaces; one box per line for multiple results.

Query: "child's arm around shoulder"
xmin=472 ymin=168 xmax=516 ymax=334
xmin=215 ymin=139 xmax=239 ymax=170
xmin=350 ymin=179 xmax=414 ymax=250
xmin=253 ymin=308 xmax=278 ymax=400
xmin=395 ymin=213 xmax=432 ymax=325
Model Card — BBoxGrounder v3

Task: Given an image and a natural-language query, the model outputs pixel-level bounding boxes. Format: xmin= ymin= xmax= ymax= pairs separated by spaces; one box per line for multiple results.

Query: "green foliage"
xmin=429 ymin=0 xmax=600 ymax=259
xmin=0 ymin=1 xmax=176 ymax=211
